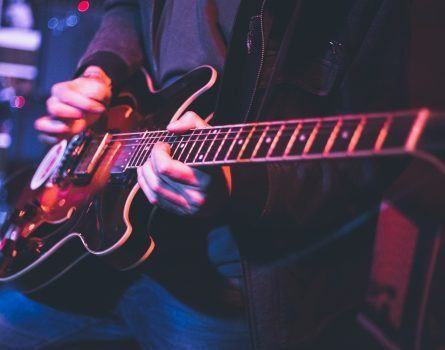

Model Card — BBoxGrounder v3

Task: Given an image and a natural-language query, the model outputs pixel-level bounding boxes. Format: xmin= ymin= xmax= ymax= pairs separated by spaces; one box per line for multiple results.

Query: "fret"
xmin=172 ymin=135 xmax=188 ymax=160
xmin=306 ymin=120 xmax=338 ymax=155
xmin=382 ymin=115 xmax=417 ymax=149
xmin=137 ymin=131 xmax=158 ymax=166
xmin=202 ymin=128 xmax=221 ymax=163
xmin=214 ymin=127 xmax=242 ymax=162
xmin=191 ymin=129 xmax=212 ymax=163
xmin=266 ymin=124 xmax=285 ymax=158
xmin=116 ymin=133 xmax=143 ymax=169
xmin=170 ymin=134 xmax=183 ymax=157
xmin=284 ymin=123 xmax=302 ymax=157
xmin=250 ymin=125 xmax=269 ymax=158
xmin=129 ymin=131 xmax=149 ymax=167
xmin=330 ymin=118 xmax=361 ymax=153
xmin=184 ymin=129 xmax=206 ymax=163
xmin=375 ymin=117 xmax=393 ymax=151
xmin=324 ymin=119 xmax=342 ymax=154
xmin=125 ymin=134 xmax=140 ymax=168
xmin=176 ymin=129 xmax=198 ymax=162
xmin=252 ymin=126 xmax=280 ymax=159
xmin=242 ymin=125 xmax=268 ymax=159
xmin=138 ymin=131 xmax=166 ymax=166
xmin=224 ymin=127 xmax=244 ymax=161
xmin=203 ymin=128 xmax=224 ymax=162
xmin=269 ymin=122 xmax=299 ymax=157
xmin=165 ymin=133 xmax=178 ymax=160
xmin=237 ymin=125 xmax=257 ymax=160
xmin=212 ymin=127 xmax=234 ymax=162
xmin=224 ymin=126 xmax=253 ymax=161
xmin=354 ymin=117 xmax=387 ymax=151
xmin=303 ymin=121 xmax=321 ymax=154
xmin=406 ymin=110 xmax=430 ymax=151
xmin=347 ymin=117 xmax=366 ymax=153
xmin=286 ymin=121 xmax=319 ymax=156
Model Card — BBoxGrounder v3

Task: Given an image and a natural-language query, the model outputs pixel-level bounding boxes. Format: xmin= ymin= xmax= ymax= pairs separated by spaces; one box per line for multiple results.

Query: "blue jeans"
xmin=0 ymin=273 xmax=249 ymax=350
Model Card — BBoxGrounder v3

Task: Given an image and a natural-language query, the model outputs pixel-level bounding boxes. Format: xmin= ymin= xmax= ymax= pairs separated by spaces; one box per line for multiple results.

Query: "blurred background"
xmin=0 ymin=0 xmax=443 ymax=222
xmin=0 ymin=0 xmax=104 ymax=222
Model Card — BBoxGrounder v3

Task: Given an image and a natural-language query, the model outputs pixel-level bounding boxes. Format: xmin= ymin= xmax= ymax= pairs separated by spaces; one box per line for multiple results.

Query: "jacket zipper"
xmin=245 ymin=0 xmax=267 ymax=121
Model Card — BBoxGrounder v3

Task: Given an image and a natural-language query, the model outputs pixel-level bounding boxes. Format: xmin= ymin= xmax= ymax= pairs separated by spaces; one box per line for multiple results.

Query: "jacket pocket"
xmin=279 ymin=40 xmax=346 ymax=97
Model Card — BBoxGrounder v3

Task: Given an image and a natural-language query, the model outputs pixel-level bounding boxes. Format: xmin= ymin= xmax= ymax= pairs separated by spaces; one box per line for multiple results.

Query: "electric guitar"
xmin=1 ymin=65 xmax=444 ymax=293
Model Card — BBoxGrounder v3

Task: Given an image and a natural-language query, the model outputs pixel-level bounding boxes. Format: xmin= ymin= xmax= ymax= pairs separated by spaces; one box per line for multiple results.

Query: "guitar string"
xmin=106 ymin=118 xmax=394 ymax=140
xmin=111 ymin=125 xmax=397 ymax=149
xmin=123 ymin=141 xmax=396 ymax=169
xmin=106 ymin=121 xmax=395 ymax=143
xmin=116 ymin=126 xmax=401 ymax=168
xmin=100 ymin=113 xmax=410 ymax=139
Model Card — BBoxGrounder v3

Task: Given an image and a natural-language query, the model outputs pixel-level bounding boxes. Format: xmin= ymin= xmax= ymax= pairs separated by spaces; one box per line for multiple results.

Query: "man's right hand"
xmin=35 ymin=66 xmax=112 ymax=143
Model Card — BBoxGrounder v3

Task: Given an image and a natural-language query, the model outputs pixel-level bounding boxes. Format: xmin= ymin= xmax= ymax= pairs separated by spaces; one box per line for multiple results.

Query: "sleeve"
xmin=228 ymin=0 xmax=410 ymax=251
xmin=77 ymin=0 xmax=145 ymax=88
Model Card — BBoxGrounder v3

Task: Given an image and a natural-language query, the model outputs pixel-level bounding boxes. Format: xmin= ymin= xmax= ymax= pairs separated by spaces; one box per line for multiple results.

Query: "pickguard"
xmin=30 ymin=140 xmax=67 ymax=190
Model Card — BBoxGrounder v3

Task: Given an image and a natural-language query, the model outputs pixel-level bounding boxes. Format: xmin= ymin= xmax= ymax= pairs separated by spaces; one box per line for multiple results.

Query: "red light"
xmin=13 ymin=96 xmax=26 ymax=109
xmin=77 ymin=1 xmax=90 ymax=12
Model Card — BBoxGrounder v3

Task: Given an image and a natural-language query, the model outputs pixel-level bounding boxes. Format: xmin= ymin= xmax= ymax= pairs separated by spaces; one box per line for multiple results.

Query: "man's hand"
xmin=35 ymin=66 xmax=112 ymax=143
xmin=137 ymin=112 xmax=231 ymax=217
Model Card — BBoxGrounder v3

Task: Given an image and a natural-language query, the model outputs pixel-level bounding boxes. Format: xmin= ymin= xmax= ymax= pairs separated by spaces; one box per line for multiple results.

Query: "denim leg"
xmin=0 ymin=288 xmax=131 ymax=350
xmin=118 ymin=274 xmax=251 ymax=350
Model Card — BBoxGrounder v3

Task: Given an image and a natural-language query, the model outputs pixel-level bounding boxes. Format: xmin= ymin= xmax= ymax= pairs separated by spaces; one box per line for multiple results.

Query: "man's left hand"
xmin=137 ymin=112 xmax=231 ymax=217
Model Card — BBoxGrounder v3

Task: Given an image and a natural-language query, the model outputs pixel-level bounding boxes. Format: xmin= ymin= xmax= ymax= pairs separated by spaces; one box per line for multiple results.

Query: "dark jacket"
xmin=79 ymin=0 xmax=410 ymax=348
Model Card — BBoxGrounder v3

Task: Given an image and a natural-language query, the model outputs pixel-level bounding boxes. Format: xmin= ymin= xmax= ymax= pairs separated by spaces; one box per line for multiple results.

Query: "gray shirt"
xmin=152 ymin=0 xmax=240 ymax=87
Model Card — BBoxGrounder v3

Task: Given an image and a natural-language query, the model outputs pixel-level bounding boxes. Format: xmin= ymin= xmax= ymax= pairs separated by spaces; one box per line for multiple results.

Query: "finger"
xmin=137 ymin=167 xmax=159 ymax=205
xmin=67 ymin=118 xmax=88 ymax=134
xmin=139 ymin=162 xmax=190 ymax=209
xmin=183 ymin=187 xmax=206 ymax=207
xmin=78 ymin=78 xmax=111 ymax=102
xmin=167 ymin=111 xmax=209 ymax=133
xmin=151 ymin=142 xmax=200 ymax=186
xmin=150 ymin=145 xmax=208 ymax=208
xmin=34 ymin=116 xmax=70 ymax=134
xmin=38 ymin=134 xmax=59 ymax=144
xmin=46 ymin=96 xmax=84 ymax=119
xmin=52 ymin=84 xmax=106 ymax=113
xmin=138 ymin=166 xmax=186 ymax=214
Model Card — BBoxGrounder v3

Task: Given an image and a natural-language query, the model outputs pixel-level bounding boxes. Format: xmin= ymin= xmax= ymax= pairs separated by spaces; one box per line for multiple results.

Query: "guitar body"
xmin=0 ymin=66 xmax=218 ymax=292
xmin=1 ymin=63 xmax=443 ymax=293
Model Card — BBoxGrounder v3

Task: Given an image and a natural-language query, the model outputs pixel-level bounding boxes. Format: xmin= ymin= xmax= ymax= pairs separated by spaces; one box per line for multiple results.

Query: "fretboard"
xmin=98 ymin=109 xmax=432 ymax=174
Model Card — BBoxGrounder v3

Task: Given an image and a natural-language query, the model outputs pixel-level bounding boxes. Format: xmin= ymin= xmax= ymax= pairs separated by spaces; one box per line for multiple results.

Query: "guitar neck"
xmin=114 ymin=109 xmax=431 ymax=171
xmin=73 ymin=109 xmax=437 ymax=177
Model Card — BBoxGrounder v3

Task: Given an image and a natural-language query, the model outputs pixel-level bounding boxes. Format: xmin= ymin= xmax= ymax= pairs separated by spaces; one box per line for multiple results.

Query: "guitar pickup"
xmin=73 ymin=133 xmax=112 ymax=180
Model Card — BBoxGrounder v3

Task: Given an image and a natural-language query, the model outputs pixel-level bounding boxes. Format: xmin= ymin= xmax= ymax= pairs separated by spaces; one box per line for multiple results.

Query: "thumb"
xmin=167 ymin=111 xmax=208 ymax=133
xmin=153 ymin=141 xmax=172 ymax=156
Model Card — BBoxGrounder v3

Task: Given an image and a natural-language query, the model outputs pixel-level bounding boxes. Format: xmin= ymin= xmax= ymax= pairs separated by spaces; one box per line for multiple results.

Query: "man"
xmin=0 ymin=0 xmax=409 ymax=349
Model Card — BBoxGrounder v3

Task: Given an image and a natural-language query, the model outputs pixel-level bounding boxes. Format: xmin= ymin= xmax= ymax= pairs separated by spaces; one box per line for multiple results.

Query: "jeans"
xmin=0 ymin=271 xmax=249 ymax=350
